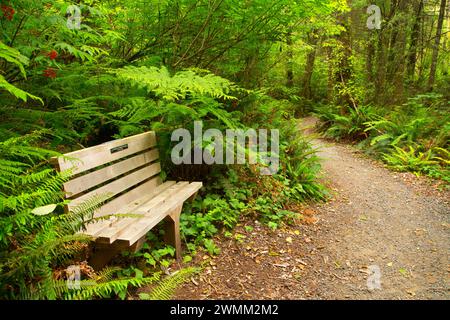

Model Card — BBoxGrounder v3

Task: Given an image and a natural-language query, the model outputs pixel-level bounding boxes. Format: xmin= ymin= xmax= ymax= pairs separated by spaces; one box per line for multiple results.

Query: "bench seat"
xmin=85 ymin=181 xmax=202 ymax=245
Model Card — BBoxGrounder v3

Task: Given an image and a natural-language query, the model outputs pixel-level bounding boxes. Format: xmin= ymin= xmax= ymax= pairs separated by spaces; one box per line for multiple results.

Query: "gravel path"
xmin=175 ymin=118 xmax=449 ymax=300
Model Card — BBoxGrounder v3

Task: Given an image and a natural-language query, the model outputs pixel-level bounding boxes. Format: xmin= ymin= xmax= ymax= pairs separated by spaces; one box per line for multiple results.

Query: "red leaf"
xmin=1 ymin=5 xmax=15 ymax=21
xmin=43 ymin=68 xmax=57 ymax=79
xmin=46 ymin=50 xmax=58 ymax=60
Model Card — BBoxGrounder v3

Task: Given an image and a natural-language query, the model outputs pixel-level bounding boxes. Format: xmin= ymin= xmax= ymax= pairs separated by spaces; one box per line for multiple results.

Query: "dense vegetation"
xmin=0 ymin=0 xmax=448 ymax=299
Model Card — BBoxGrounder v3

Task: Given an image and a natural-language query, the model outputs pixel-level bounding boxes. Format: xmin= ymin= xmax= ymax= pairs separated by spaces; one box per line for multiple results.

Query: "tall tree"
xmin=301 ymin=32 xmax=318 ymax=99
xmin=406 ymin=0 xmax=424 ymax=82
xmin=428 ymin=0 xmax=448 ymax=90
xmin=286 ymin=29 xmax=294 ymax=88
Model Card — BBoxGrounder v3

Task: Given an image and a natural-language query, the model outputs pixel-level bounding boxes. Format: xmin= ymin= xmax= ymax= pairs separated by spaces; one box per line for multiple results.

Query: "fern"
xmin=0 ymin=133 xmax=101 ymax=299
xmin=0 ymin=132 xmax=169 ymax=299
xmin=113 ymin=66 xmax=242 ymax=101
xmin=139 ymin=267 xmax=199 ymax=300
xmin=66 ymin=275 xmax=159 ymax=300
xmin=383 ymin=146 xmax=439 ymax=176
xmin=315 ymin=105 xmax=378 ymax=141
xmin=0 ymin=41 xmax=42 ymax=102
xmin=108 ymin=66 xmax=245 ymax=135
xmin=46 ymin=266 xmax=161 ymax=300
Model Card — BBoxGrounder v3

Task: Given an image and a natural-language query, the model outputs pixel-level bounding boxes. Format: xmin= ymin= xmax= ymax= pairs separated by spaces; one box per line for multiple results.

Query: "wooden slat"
xmin=67 ymin=162 xmax=161 ymax=212
xmin=83 ymin=176 xmax=164 ymax=235
xmin=84 ymin=180 xmax=175 ymax=237
xmin=94 ymin=176 xmax=162 ymax=218
xmin=63 ymin=149 xmax=159 ymax=197
xmin=56 ymin=132 xmax=156 ymax=175
xmin=95 ymin=182 xmax=189 ymax=243
xmin=117 ymin=182 xmax=203 ymax=245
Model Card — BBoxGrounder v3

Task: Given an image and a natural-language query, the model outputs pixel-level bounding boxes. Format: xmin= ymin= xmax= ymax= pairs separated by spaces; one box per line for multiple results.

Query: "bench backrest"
xmin=52 ymin=132 xmax=162 ymax=217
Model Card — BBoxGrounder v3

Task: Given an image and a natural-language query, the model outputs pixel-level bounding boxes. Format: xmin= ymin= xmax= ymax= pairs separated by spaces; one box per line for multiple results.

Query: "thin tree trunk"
xmin=407 ymin=0 xmax=424 ymax=82
xmin=417 ymin=9 xmax=427 ymax=83
xmin=326 ymin=46 xmax=334 ymax=100
xmin=286 ymin=30 xmax=294 ymax=88
xmin=301 ymin=33 xmax=318 ymax=99
xmin=375 ymin=30 xmax=386 ymax=104
xmin=366 ymin=38 xmax=375 ymax=83
xmin=428 ymin=0 xmax=447 ymax=90
xmin=242 ymin=49 xmax=259 ymax=87
xmin=392 ymin=1 xmax=408 ymax=102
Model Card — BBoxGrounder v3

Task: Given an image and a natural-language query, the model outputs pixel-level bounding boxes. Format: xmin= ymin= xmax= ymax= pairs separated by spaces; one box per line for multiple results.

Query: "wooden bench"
xmin=52 ymin=131 xmax=202 ymax=269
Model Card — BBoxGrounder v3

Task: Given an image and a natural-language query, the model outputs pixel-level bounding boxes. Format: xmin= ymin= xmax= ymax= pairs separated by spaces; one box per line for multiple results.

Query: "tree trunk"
xmin=301 ymin=33 xmax=318 ymax=99
xmin=286 ymin=31 xmax=294 ymax=88
xmin=375 ymin=29 xmax=386 ymax=104
xmin=393 ymin=1 xmax=408 ymax=101
xmin=428 ymin=0 xmax=447 ymax=90
xmin=326 ymin=46 xmax=334 ymax=100
xmin=366 ymin=38 xmax=375 ymax=84
xmin=332 ymin=7 xmax=355 ymax=110
xmin=384 ymin=0 xmax=408 ymax=102
xmin=406 ymin=0 xmax=423 ymax=82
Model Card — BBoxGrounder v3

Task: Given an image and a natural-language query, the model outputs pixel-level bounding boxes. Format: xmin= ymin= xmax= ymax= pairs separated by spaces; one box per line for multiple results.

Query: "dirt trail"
xmin=175 ymin=117 xmax=449 ymax=300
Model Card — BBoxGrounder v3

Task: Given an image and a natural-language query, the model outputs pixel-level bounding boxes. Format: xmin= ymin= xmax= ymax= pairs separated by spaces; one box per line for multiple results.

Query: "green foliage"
xmin=0 ymin=41 xmax=41 ymax=102
xmin=0 ymin=133 xmax=158 ymax=299
xmin=139 ymin=267 xmax=199 ymax=300
xmin=0 ymin=0 xmax=343 ymax=300
xmin=113 ymin=66 xmax=242 ymax=101
xmin=0 ymin=132 xmax=87 ymax=299
xmin=314 ymin=104 xmax=379 ymax=141
xmin=108 ymin=65 xmax=245 ymax=163
xmin=179 ymin=170 xmax=249 ymax=248
xmin=280 ymin=120 xmax=328 ymax=202
xmin=252 ymin=196 xmax=297 ymax=227
xmin=315 ymin=93 xmax=449 ymax=184
xmin=364 ymin=94 xmax=449 ymax=150
xmin=383 ymin=146 xmax=449 ymax=183
xmin=142 ymin=245 xmax=176 ymax=269
xmin=203 ymin=239 xmax=221 ymax=256
xmin=61 ymin=267 xmax=160 ymax=300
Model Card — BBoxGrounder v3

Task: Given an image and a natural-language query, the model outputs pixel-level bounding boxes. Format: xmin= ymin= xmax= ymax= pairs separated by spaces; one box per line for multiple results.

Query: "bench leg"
xmin=89 ymin=242 xmax=124 ymax=271
xmin=164 ymin=205 xmax=183 ymax=261
xmin=89 ymin=238 xmax=145 ymax=271
xmin=188 ymin=191 xmax=199 ymax=203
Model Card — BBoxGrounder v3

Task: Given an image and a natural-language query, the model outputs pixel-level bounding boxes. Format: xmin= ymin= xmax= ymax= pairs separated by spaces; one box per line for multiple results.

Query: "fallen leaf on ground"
xmin=406 ymin=289 xmax=416 ymax=296
xmin=399 ymin=268 xmax=408 ymax=276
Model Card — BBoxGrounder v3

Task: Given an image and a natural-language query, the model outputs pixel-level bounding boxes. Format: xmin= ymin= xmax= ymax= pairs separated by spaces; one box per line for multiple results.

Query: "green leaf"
xmin=31 ymin=204 xmax=57 ymax=216
xmin=0 ymin=75 xmax=43 ymax=103
xmin=134 ymin=268 xmax=144 ymax=279
xmin=268 ymin=221 xmax=278 ymax=230
xmin=144 ymin=252 xmax=156 ymax=267
xmin=139 ymin=293 xmax=151 ymax=300
xmin=398 ymin=268 xmax=408 ymax=276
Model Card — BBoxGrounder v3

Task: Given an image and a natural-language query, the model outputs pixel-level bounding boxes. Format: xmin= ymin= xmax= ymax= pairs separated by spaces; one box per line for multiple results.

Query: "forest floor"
xmin=174 ymin=117 xmax=449 ymax=300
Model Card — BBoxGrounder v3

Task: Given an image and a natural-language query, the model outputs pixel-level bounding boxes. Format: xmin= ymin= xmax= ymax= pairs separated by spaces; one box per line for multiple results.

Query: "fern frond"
xmin=68 ymin=276 xmax=157 ymax=300
xmin=139 ymin=267 xmax=199 ymax=300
